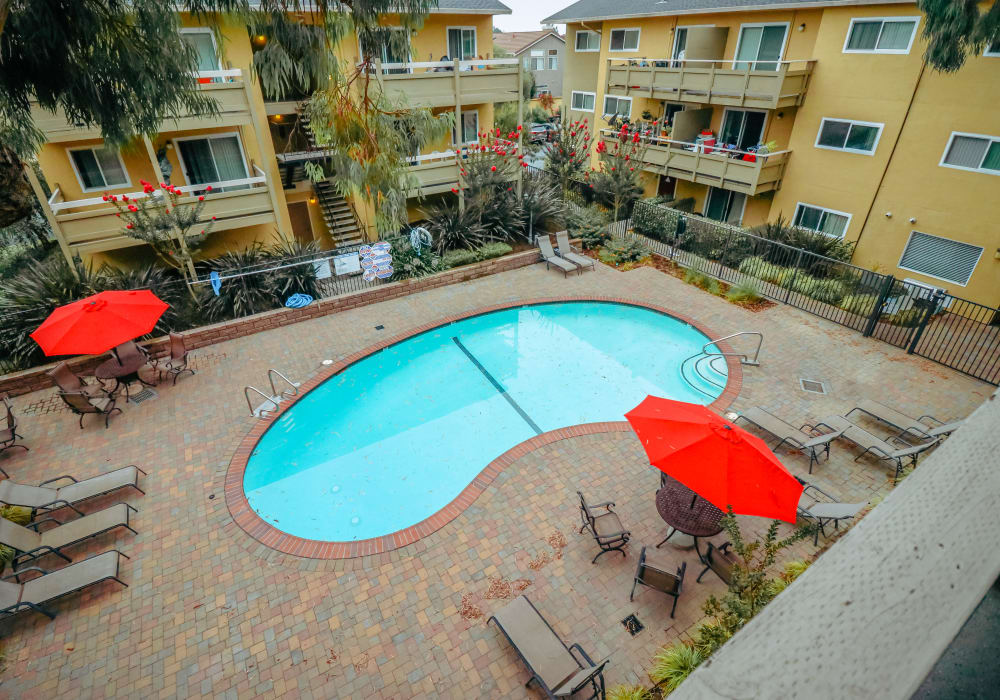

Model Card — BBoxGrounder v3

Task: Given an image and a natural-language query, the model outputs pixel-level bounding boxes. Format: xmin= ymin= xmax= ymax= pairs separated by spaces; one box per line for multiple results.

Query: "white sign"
xmin=332 ymin=254 xmax=361 ymax=276
xmin=313 ymin=259 xmax=332 ymax=279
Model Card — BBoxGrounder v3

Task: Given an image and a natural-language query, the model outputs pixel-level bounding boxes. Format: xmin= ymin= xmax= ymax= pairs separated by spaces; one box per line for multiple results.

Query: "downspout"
xmin=852 ymin=59 xmax=927 ymax=254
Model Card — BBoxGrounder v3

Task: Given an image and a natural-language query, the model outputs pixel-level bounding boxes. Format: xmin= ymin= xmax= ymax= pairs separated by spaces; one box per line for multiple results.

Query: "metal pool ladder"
xmin=681 ymin=332 xmax=763 ymax=398
xmin=245 ymin=369 xmax=301 ymax=419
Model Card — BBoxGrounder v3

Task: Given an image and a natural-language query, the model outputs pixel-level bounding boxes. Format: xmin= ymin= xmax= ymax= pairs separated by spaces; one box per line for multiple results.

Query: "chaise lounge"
xmin=802 ymin=415 xmax=936 ymax=483
xmin=846 ymin=399 xmax=964 ymax=442
xmin=795 ymin=477 xmax=866 ymax=546
xmin=488 ymin=595 xmax=610 ymax=699
xmin=0 ymin=503 xmax=138 ymax=569
xmin=735 ymin=406 xmax=843 ymax=473
xmin=0 ymin=465 xmax=146 ymax=517
xmin=0 ymin=550 xmax=129 ymax=620
xmin=538 ymin=235 xmax=579 ymax=277
xmin=556 ymin=231 xmax=596 ymax=273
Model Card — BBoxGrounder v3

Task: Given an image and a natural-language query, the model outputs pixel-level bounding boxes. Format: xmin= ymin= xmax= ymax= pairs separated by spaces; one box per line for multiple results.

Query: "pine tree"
xmin=918 ymin=0 xmax=1000 ymax=72
xmin=544 ymin=111 xmax=594 ymax=195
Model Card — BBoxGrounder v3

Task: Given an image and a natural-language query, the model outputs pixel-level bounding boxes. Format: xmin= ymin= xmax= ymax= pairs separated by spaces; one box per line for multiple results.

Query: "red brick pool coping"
xmin=224 ymin=296 xmax=743 ymax=559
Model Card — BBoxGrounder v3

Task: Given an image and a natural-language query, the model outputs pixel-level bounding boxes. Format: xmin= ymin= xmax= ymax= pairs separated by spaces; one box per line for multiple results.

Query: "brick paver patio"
xmin=0 ymin=262 xmax=990 ymax=698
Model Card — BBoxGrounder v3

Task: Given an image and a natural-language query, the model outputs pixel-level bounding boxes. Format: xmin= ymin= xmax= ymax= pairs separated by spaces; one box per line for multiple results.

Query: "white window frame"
xmin=671 ymin=25 xmax=713 ymax=63
xmin=938 ymin=131 xmax=1000 ymax=176
xmin=574 ymin=29 xmax=600 ymax=52
xmin=793 ymin=202 xmax=853 ymax=239
xmin=179 ymin=27 xmax=222 ymax=70
xmin=842 ymin=16 xmax=920 ymax=55
xmin=446 ymin=26 xmax=477 ymax=61
xmin=732 ymin=22 xmax=790 ymax=70
xmin=608 ymin=28 xmax=641 ymax=53
xmin=536 ymin=84 xmax=551 ymax=96
xmin=897 ymin=230 xmax=985 ymax=287
xmin=571 ymin=91 xmax=596 ymax=112
xmin=453 ymin=109 xmax=479 ymax=146
xmin=171 ymin=131 xmax=251 ymax=187
xmin=66 ymin=145 xmax=132 ymax=193
xmin=603 ymin=94 xmax=632 ymax=118
xmin=814 ymin=117 xmax=884 ymax=156
xmin=547 ymin=54 xmax=558 ymax=70
xmin=356 ymin=26 xmax=412 ymax=72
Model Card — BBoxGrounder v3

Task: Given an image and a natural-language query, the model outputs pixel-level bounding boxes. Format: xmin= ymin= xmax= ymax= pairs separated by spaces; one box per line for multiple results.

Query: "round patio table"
xmin=95 ymin=353 xmax=154 ymax=402
xmin=655 ymin=474 xmax=725 ymax=559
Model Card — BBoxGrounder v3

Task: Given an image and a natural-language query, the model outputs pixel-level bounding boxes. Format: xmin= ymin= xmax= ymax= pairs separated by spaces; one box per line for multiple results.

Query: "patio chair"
xmin=555 ymin=231 xmax=596 ymax=273
xmin=488 ymin=595 xmax=610 ymax=699
xmin=0 ymin=550 xmax=129 ymax=620
xmin=795 ymin=477 xmax=866 ymax=546
xmin=46 ymin=362 xmax=110 ymax=399
xmin=846 ymin=399 xmax=964 ymax=442
xmin=0 ymin=464 xmax=146 ymax=517
xmin=0 ymin=502 xmax=137 ymax=569
xmin=630 ymin=546 xmax=687 ymax=617
xmin=537 ymin=235 xmax=579 ymax=277
xmin=158 ymin=333 xmax=195 ymax=385
xmin=803 ymin=415 xmax=937 ymax=484
xmin=577 ymin=491 xmax=630 ymax=564
xmin=735 ymin=406 xmax=843 ymax=473
xmin=58 ymin=391 xmax=121 ymax=429
xmin=696 ymin=541 xmax=738 ymax=586
xmin=0 ymin=394 xmax=28 ymax=471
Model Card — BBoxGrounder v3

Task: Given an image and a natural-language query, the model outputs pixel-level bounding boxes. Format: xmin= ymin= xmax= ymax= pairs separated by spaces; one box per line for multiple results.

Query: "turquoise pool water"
xmin=244 ymin=302 xmax=725 ymax=541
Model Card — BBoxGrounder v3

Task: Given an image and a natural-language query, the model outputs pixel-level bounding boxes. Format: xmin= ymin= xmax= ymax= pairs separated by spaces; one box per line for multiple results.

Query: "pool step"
xmin=680 ymin=353 xmax=727 ymax=399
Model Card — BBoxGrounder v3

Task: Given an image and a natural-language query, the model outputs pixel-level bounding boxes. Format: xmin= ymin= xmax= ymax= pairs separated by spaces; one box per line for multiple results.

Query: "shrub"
xmin=649 ymin=643 xmax=703 ymax=693
xmin=737 ymin=256 xmax=785 ymax=285
xmin=97 ymin=262 xmax=188 ymax=334
xmin=441 ymin=249 xmax=478 ymax=268
xmin=0 ymin=505 xmax=31 ymax=573
xmin=840 ymin=293 xmax=879 ymax=316
xmin=750 ymin=214 xmax=856 ymax=262
xmin=769 ymin=559 xmax=812 ymax=595
xmin=726 ymin=279 xmax=762 ymax=304
xmin=683 ymin=267 xmax=710 ymax=288
xmin=422 ymin=201 xmax=488 ymax=254
xmin=268 ymin=238 xmax=321 ymax=302
xmin=796 ymin=277 xmax=848 ymax=305
xmin=608 ymin=685 xmax=651 ymax=700
xmin=888 ymin=307 xmax=924 ymax=327
xmin=475 ymin=242 xmax=512 ymax=260
xmin=631 ymin=200 xmax=677 ymax=241
xmin=599 ymin=238 xmax=648 ymax=266
xmin=391 ymin=239 xmax=444 ymax=280
xmin=199 ymin=244 xmax=278 ymax=321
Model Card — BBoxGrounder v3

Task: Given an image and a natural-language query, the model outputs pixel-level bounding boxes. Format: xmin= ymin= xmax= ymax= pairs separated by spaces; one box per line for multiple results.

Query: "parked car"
xmin=529 ymin=123 xmax=557 ymax=143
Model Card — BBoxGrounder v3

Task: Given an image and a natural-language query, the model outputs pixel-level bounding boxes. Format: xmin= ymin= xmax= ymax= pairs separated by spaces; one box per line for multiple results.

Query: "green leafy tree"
xmin=917 ymin=0 xmax=1000 ymax=72
xmin=544 ymin=111 xmax=594 ymax=195
xmin=591 ymin=128 xmax=647 ymax=221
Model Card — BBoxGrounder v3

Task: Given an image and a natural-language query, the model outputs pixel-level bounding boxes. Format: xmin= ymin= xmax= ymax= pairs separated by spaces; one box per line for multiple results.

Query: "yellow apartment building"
xmin=545 ymin=0 xmax=1000 ymax=307
xmin=28 ymin=1 xmax=518 ymax=270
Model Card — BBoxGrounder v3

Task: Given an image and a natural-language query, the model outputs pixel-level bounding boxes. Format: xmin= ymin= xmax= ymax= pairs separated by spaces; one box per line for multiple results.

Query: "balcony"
xmin=600 ymin=131 xmax=789 ymax=195
xmin=605 ymin=59 xmax=814 ymax=110
xmin=45 ymin=166 xmax=276 ymax=254
xmin=369 ymin=58 xmax=521 ymax=109
xmin=30 ymin=70 xmax=255 ymax=142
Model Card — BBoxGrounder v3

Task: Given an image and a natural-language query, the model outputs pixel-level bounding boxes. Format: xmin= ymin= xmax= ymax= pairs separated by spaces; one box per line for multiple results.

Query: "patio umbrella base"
xmin=657 ymin=529 xmax=696 ymax=549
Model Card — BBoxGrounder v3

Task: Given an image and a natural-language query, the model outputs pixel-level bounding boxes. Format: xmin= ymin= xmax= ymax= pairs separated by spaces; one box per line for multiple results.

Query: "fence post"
xmin=784 ymin=249 xmax=804 ymax=303
xmin=906 ymin=290 xmax=945 ymax=354
xmin=671 ymin=214 xmax=686 ymax=261
xmin=863 ymin=274 xmax=896 ymax=337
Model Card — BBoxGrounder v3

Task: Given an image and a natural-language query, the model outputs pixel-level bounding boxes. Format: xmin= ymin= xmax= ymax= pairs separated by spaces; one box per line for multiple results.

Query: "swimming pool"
xmin=242 ymin=301 xmax=726 ymax=542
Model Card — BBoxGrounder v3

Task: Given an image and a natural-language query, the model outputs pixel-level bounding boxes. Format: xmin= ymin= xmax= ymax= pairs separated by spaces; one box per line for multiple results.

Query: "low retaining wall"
xmin=0 ymin=248 xmax=543 ymax=397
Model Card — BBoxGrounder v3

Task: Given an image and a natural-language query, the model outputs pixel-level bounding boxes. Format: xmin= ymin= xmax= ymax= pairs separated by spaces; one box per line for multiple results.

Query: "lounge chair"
xmin=735 ymin=406 xmax=843 ymax=473
xmin=555 ymin=231 xmax=596 ymax=273
xmin=696 ymin=541 xmax=738 ymax=585
xmin=488 ymin=595 xmax=610 ymax=699
xmin=578 ymin=491 xmax=630 ymax=564
xmin=0 ymin=550 xmax=129 ymax=620
xmin=59 ymin=391 xmax=121 ymax=429
xmin=0 ymin=503 xmax=138 ymax=569
xmin=46 ymin=362 xmax=110 ymax=399
xmin=158 ymin=333 xmax=195 ymax=385
xmin=0 ymin=464 xmax=145 ymax=517
xmin=630 ymin=546 xmax=687 ymax=617
xmin=803 ymin=415 xmax=937 ymax=483
xmin=538 ymin=235 xmax=579 ymax=277
xmin=846 ymin=399 xmax=964 ymax=442
xmin=0 ymin=394 xmax=28 ymax=472
xmin=795 ymin=477 xmax=866 ymax=546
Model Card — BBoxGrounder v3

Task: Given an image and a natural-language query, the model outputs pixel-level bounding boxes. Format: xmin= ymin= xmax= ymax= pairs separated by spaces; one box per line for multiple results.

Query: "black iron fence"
xmin=622 ymin=200 xmax=1000 ymax=385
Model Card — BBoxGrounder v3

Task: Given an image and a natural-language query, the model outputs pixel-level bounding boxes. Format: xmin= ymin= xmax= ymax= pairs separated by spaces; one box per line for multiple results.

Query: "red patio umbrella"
xmin=625 ymin=396 xmax=802 ymax=523
xmin=30 ymin=290 xmax=169 ymax=357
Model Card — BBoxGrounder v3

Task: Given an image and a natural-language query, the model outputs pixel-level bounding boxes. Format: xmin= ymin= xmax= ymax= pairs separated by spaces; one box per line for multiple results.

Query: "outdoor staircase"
xmin=313 ymin=180 xmax=364 ymax=248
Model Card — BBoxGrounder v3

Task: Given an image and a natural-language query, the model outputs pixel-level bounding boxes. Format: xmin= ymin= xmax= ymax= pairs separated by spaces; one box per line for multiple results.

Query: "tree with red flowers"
xmin=544 ymin=111 xmax=595 ymax=196
xmin=590 ymin=126 xmax=648 ymax=221
xmin=108 ymin=181 xmax=215 ymax=296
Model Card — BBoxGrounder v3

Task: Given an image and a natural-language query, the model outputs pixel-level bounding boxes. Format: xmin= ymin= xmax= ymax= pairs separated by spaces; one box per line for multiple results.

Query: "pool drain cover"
xmin=129 ymin=388 xmax=159 ymax=404
xmin=622 ymin=614 xmax=644 ymax=636
xmin=800 ymin=378 xmax=827 ymax=394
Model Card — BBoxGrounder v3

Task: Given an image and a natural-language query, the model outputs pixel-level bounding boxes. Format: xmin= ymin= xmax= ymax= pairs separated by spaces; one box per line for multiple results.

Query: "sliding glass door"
xmin=176 ymin=134 xmax=249 ymax=192
xmin=734 ymin=24 xmax=787 ymax=71
xmin=704 ymin=187 xmax=746 ymax=225
xmin=447 ymin=28 xmax=476 ymax=61
xmin=720 ymin=109 xmax=766 ymax=150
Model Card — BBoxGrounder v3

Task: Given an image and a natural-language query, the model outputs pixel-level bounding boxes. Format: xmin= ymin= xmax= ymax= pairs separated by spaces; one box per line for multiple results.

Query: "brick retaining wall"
xmin=0 ymin=248 xmax=543 ymax=397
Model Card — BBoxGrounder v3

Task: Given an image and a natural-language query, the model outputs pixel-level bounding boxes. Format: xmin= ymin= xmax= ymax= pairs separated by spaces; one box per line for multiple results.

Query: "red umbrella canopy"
xmin=30 ymin=290 xmax=169 ymax=357
xmin=625 ymin=396 xmax=803 ymax=523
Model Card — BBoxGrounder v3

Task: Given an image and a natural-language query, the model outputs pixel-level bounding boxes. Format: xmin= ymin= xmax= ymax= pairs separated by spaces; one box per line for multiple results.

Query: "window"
xmin=447 ymin=27 xmax=476 ymax=60
xmin=815 ymin=118 xmax=883 ymax=155
xmin=68 ymin=146 xmax=130 ymax=192
xmin=793 ymin=203 xmax=851 ymax=238
xmin=603 ymin=95 xmax=632 ymax=118
xmin=180 ymin=29 xmax=220 ymax=72
xmin=609 ymin=28 xmax=640 ymax=52
xmin=898 ymin=231 xmax=983 ymax=286
xmin=844 ymin=17 xmax=919 ymax=54
xmin=939 ymin=132 xmax=1000 ymax=175
xmin=663 ymin=103 xmax=684 ymax=126
xmin=174 ymin=133 xmax=249 ymax=192
xmin=704 ymin=188 xmax=745 ymax=225
xmin=575 ymin=30 xmax=600 ymax=52
xmin=536 ymin=84 xmax=550 ymax=96
xmin=734 ymin=24 xmax=787 ymax=71
xmin=548 ymin=50 xmax=558 ymax=70
xmin=571 ymin=91 xmax=596 ymax=112
xmin=720 ymin=109 xmax=766 ymax=150
xmin=453 ymin=110 xmax=478 ymax=145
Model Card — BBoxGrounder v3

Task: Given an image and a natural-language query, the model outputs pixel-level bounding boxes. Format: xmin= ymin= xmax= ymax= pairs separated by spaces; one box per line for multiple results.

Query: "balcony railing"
xmin=605 ymin=58 xmax=814 ymax=110
xmin=30 ymin=69 xmax=254 ymax=142
xmin=368 ymin=58 xmax=521 ymax=109
xmin=600 ymin=130 xmax=790 ymax=195
xmin=45 ymin=165 xmax=276 ymax=254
